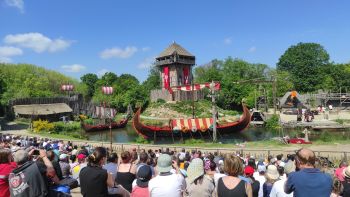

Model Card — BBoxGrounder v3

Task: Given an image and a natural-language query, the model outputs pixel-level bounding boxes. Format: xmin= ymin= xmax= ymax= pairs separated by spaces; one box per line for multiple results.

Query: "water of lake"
xmin=84 ymin=124 xmax=350 ymax=144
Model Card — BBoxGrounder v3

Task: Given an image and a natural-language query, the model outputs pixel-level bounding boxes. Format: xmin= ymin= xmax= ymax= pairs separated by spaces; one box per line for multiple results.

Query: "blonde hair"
xmin=223 ymin=154 xmax=243 ymax=177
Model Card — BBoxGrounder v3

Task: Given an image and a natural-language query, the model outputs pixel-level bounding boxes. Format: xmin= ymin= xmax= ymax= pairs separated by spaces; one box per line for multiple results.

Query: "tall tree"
xmin=277 ymin=42 xmax=330 ymax=92
xmin=80 ymin=73 xmax=98 ymax=98
xmin=142 ymin=66 xmax=161 ymax=92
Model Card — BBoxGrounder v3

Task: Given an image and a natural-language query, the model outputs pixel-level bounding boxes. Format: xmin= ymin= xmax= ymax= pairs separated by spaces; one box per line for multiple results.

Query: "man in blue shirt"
xmin=284 ymin=148 xmax=332 ymax=197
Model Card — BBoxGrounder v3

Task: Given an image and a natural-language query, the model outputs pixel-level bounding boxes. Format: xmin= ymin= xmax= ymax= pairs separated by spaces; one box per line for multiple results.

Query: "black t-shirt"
xmin=79 ymin=165 xmax=108 ymax=197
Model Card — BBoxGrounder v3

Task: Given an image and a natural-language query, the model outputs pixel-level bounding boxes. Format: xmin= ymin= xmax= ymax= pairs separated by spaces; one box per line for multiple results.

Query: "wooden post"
xmin=211 ymin=81 xmax=217 ymax=143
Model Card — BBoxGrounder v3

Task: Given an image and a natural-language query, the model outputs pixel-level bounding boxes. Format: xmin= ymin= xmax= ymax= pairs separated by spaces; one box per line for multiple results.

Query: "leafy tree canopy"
xmin=277 ymin=42 xmax=330 ymax=92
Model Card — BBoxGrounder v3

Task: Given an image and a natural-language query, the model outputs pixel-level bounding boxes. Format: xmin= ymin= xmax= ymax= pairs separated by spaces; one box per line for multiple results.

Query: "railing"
xmin=71 ymin=140 xmax=349 ymax=161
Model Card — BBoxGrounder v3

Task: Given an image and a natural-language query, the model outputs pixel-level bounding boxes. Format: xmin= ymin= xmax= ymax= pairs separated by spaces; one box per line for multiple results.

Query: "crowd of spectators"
xmin=0 ymin=133 xmax=350 ymax=197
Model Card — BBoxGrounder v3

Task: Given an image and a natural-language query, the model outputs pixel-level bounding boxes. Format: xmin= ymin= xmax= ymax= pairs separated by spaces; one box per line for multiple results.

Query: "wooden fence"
xmin=150 ymin=89 xmax=206 ymax=102
xmin=70 ymin=140 xmax=349 ymax=161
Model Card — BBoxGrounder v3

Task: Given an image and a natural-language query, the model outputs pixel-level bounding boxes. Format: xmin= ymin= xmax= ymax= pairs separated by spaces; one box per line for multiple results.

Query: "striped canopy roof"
xmin=172 ymin=118 xmax=213 ymax=131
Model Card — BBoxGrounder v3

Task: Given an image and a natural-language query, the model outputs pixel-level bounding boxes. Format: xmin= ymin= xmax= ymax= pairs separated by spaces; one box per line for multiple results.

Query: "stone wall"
xmin=150 ymin=89 xmax=206 ymax=102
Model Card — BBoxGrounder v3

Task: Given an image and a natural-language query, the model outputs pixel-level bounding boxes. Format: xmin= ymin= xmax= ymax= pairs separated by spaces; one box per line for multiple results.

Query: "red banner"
xmin=183 ymin=67 xmax=190 ymax=85
xmin=163 ymin=66 xmax=170 ymax=89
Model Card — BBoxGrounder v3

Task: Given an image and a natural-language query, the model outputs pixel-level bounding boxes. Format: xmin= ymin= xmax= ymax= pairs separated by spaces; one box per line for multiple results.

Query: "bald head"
xmin=296 ymin=148 xmax=315 ymax=167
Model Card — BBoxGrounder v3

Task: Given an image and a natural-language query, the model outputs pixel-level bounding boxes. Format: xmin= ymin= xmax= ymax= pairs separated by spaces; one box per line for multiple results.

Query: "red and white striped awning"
xmin=61 ymin=84 xmax=74 ymax=91
xmin=102 ymin=86 xmax=114 ymax=95
xmin=171 ymin=82 xmax=220 ymax=92
xmin=172 ymin=118 xmax=213 ymax=131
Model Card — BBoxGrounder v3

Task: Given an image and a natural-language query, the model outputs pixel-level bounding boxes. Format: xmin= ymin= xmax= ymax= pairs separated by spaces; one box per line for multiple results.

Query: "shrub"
xmin=33 ymin=119 xmax=54 ymax=133
xmin=156 ymin=99 xmax=166 ymax=104
xmin=53 ymin=121 xmax=81 ymax=133
xmin=319 ymin=131 xmax=332 ymax=142
xmin=135 ymin=136 xmax=150 ymax=144
xmin=184 ymin=138 xmax=205 ymax=144
xmin=265 ymin=114 xmax=280 ymax=129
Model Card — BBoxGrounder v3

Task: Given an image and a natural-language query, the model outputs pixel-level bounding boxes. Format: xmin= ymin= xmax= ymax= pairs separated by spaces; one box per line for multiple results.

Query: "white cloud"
xmin=0 ymin=46 xmax=23 ymax=63
xmin=142 ymin=47 xmax=151 ymax=52
xmin=224 ymin=37 xmax=232 ymax=45
xmin=0 ymin=57 xmax=12 ymax=63
xmin=5 ymin=0 xmax=24 ymax=13
xmin=61 ymin=64 xmax=86 ymax=73
xmin=138 ymin=57 xmax=155 ymax=69
xmin=249 ymin=46 xmax=257 ymax=53
xmin=4 ymin=33 xmax=72 ymax=53
xmin=100 ymin=46 xmax=138 ymax=59
xmin=0 ymin=46 xmax=23 ymax=57
xmin=97 ymin=69 xmax=109 ymax=77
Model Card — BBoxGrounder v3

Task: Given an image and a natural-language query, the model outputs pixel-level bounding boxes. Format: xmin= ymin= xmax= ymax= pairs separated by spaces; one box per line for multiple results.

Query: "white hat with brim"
xmin=157 ymin=154 xmax=172 ymax=173
xmin=266 ymin=165 xmax=279 ymax=180
xmin=343 ymin=166 xmax=350 ymax=179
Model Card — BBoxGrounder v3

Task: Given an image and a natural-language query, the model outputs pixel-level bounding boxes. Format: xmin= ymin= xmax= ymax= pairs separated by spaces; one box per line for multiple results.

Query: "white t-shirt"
xmin=269 ymin=178 xmax=293 ymax=197
xmin=214 ymin=173 xmax=226 ymax=186
xmin=253 ymin=173 xmax=266 ymax=197
xmin=148 ymin=173 xmax=186 ymax=197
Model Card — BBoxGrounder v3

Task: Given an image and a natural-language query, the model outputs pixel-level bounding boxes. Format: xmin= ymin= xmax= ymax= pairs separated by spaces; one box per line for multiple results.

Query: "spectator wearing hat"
xmin=285 ymin=148 xmax=332 ymax=197
xmin=72 ymin=153 xmax=87 ymax=184
xmin=148 ymin=154 xmax=186 ymax=197
xmin=270 ymin=161 xmax=295 ymax=197
xmin=253 ymin=163 xmax=266 ymax=197
xmin=263 ymin=165 xmax=280 ymax=197
xmin=343 ymin=165 xmax=350 ymax=196
xmin=59 ymin=153 xmax=70 ymax=179
xmin=217 ymin=154 xmax=253 ymax=197
xmin=131 ymin=165 xmax=152 ymax=197
xmin=245 ymin=166 xmax=260 ymax=197
xmin=185 ymin=158 xmax=215 ymax=197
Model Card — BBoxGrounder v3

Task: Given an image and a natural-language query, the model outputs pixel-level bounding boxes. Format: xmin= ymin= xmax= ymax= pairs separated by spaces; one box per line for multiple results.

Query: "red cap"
xmin=77 ymin=154 xmax=86 ymax=160
xmin=244 ymin=166 xmax=254 ymax=176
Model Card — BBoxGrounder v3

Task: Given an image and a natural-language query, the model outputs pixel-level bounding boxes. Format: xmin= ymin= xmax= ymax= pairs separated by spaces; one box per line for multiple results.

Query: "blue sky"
xmin=1 ymin=0 xmax=350 ymax=82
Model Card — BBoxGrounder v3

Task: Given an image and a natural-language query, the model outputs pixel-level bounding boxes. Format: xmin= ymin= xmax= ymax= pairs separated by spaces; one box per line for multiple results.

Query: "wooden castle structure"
xmin=150 ymin=42 xmax=205 ymax=102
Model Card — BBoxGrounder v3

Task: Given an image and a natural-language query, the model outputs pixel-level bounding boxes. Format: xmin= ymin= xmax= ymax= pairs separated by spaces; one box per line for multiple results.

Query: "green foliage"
xmin=277 ymin=42 xmax=330 ymax=93
xmin=334 ymin=119 xmax=344 ymax=125
xmin=80 ymin=73 xmax=98 ymax=99
xmin=265 ymin=115 xmax=280 ymax=129
xmin=156 ymin=99 xmax=166 ymax=104
xmin=184 ymin=138 xmax=205 ymax=144
xmin=0 ymin=63 xmax=82 ymax=105
xmin=135 ymin=136 xmax=150 ymax=144
xmin=53 ymin=121 xmax=81 ymax=133
xmin=319 ymin=131 xmax=333 ymax=142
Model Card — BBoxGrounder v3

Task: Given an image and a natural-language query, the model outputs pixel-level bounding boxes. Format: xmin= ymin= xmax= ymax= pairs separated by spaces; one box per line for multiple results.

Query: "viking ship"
xmin=81 ymin=105 xmax=129 ymax=132
xmin=132 ymin=104 xmax=251 ymax=139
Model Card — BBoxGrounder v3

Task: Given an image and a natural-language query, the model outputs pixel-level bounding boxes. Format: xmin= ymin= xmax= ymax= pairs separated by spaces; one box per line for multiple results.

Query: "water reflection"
xmin=84 ymin=124 xmax=349 ymax=144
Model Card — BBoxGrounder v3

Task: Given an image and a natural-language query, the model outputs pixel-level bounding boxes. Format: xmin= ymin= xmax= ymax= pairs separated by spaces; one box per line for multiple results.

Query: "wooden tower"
xmin=155 ymin=42 xmax=195 ymax=89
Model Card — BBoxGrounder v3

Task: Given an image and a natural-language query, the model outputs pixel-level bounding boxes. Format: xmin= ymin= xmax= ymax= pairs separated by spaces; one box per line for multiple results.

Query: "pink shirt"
xmin=335 ymin=167 xmax=346 ymax=182
xmin=131 ymin=186 xmax=149 ymax=197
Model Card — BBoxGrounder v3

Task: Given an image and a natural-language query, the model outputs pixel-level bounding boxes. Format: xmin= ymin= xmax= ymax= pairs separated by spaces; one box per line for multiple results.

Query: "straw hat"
xmin=284 ymin=161 xmax=296 ymax=175
xmin=343 ymin=166 xmax=350 ymax=179
xmin=187 ymin=158 xmax=204 ymax=184
xmin=266 ymin=165 xmax=279 ymax=180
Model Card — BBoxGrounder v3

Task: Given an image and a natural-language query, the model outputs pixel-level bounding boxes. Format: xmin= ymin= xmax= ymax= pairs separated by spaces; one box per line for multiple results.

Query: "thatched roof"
xmin=158 ymin=42 xmax=194 ymax=58
xmin=13 ymin=103 xmax=72 ymax=115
